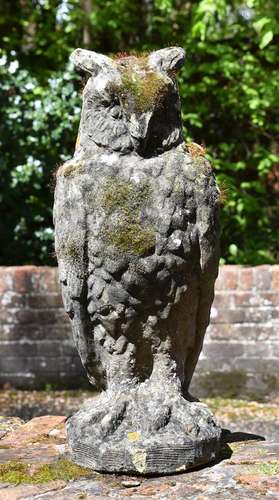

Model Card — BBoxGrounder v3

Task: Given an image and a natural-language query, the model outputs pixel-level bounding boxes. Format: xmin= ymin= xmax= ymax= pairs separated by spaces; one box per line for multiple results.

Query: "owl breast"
xmin=75 ymin=145 xmax=219 ymax=383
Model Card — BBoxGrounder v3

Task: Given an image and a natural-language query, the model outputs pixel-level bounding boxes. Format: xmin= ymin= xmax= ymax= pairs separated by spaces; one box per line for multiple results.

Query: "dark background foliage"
xmin=0 ymin=0 xmax=278 ymax=265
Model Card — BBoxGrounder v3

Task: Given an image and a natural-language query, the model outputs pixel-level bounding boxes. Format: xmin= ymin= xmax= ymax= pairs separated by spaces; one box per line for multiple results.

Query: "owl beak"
xmin=129 ymin=112 xmax=152 ymax=153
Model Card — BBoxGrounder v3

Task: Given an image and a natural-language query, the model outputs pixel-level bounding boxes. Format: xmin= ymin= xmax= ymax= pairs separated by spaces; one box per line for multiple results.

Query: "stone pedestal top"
xmin=0 ymin=415 xmax=278 ymax=499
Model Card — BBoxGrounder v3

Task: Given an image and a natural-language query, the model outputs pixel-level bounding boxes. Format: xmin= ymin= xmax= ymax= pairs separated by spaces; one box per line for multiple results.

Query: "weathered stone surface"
xmin=0 ymin=416 xmax=66 ymax=449
xmin=0 ymin=417 xmax=278 ymax=499
xmin=53 ymin=46 xmax=221 ymax=474
xmin=0 ymin=480 xmax=67 ymax=500
xmin=0 ymin=417 xmax=24 ymax=440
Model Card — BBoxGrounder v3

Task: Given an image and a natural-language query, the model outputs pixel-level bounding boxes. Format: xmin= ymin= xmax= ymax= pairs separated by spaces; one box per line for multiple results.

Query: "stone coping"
xmin=0 ymin=415 xmax=278 ymax=499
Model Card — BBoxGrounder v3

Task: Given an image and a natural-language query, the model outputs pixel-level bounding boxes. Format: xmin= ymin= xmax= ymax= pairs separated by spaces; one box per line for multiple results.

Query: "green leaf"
xmin=229 ymin=244 xmax=238 ymax=257
xmin=253 ymin=17 xmax=270 ymax=33
xmin=259 ymin=30 xmax=273 ymax=49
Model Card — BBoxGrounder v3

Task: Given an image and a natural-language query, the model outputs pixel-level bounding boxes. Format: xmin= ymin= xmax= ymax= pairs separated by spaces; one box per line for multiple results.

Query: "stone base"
xmin=67 ymin=382 xmax=221 ymax=475
xmin=1 ymin=412 xmax=279 ymax=498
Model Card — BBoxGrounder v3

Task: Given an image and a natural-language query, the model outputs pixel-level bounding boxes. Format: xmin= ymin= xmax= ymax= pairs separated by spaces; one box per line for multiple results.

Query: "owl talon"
xmin=148 ymin=404 xmax=172 ymax=431
xmin=100 ymin=399 xmax=127 ymax=436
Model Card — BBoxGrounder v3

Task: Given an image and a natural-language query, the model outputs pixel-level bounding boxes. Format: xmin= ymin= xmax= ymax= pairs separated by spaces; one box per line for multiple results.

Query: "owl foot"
xmin=67 ymin=385 xmax=221 ymax=475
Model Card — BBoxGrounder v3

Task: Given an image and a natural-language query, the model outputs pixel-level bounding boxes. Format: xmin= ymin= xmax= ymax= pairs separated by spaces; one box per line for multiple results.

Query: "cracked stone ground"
xmin=0 ymin=390 xmax=278 ymax=498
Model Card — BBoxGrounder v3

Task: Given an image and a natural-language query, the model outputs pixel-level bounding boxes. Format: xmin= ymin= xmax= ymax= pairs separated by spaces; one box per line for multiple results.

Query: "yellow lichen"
xmin=127 ymin=431 xmax=141 ymax=442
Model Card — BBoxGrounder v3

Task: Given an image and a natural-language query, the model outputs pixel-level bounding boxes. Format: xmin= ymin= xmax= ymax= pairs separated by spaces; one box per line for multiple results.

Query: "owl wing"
xmin=53 ymin=168 xmax=92 ymax=381
xmin=183 ymin=171 xmax=220 ymax=390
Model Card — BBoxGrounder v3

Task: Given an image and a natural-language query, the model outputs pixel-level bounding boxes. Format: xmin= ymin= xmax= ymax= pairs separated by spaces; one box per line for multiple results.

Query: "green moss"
xmin=253 ymin=461 xmax=279 ymax=476
xmin=57 ymin=162 xmax=83 ymax=178
xmin=203 ymin=397 xmax=249 ymax=413
xmin=0 ymin=459 xmax=92 ymax=484
xmin=100 ymin=178 xmax=155 ymax=256
xmin=113 ymin=52 xmax=149 ymax=62
xmin=240 ymin=461 xmax=279 ymax=476
xmin=115 ymin=54 xmax=168 ymax=113
xmin=100 ymin=178 xmax=151 ymax=216
xmin=118 ymin=65 xmax=168 ymax=114
xmin=63 ymin=163 xmax=83 ymax=177
xmin=57 ymin=238 xmax=81 ymax=262
xmin=105 ymin=222 xmax=155 ymax=255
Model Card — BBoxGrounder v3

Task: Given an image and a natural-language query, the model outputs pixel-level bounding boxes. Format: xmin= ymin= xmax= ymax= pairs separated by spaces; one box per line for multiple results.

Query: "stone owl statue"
xmin=54 ymin=46 xmax=221 ymax=474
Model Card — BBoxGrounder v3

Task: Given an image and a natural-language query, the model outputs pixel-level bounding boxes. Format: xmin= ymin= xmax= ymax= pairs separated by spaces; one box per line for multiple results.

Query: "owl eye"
xmin=100 ymin=98 xmax=111 ymax=108
xmin=111 ymin=105 xmax=122 ymax=119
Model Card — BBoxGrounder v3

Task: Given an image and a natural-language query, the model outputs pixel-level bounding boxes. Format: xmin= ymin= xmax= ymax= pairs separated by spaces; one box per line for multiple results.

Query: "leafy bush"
xmin=0 ymin=52 xmax=81 ymax=264
xmin=0 ymin=0 xmax=278 ymax=265
xmin=181 ymin=0 xmax=279 ymax=264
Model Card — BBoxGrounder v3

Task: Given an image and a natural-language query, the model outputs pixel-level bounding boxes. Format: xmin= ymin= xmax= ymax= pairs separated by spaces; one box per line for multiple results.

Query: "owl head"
xmin=70 ymin=47 xmax=185 ymax=158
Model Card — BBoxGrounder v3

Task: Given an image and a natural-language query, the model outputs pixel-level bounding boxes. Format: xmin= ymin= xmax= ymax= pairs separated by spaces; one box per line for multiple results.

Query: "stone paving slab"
xmin=0 ymin=416 xmax=278 ymax=499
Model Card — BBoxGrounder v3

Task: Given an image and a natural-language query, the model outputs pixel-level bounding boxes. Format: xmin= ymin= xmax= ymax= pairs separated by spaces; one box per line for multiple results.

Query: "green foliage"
xmin=182 ymin=0 xmax=279 ymax=264
xmin=0 ymin=0 xmax=278 ymax=264
xmin=0 ymin=51 xmax=81 ymax=264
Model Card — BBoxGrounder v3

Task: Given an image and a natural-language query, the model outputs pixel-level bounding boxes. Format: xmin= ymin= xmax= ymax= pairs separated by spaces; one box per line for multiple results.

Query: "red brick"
xmin=211 ymin=307 xmax=273 ymax=324
xmin=27 ymin=293 xmax=63 ymax=309
xmin=0 ymin=323 xmax=71 ymax=341
xmin=12 ymin=266 xmax=38 ymax=293
xmin=212 ymin=292 xmax=234 ymax=309
xmin=0 ymin=309 xmax=15 ymax=325
xmin=0 ymin=292 xmax=26 ymax=308
xmin=31 ymin=267 xmax=59 ymax=293
xmin=215 ymin=266 xmax=238 ymax=290
xmin=261 ymin=292 xmax=279 ymax=306
xmin=253 ymin=265 xmax=272 ymax=290
xmin=238 ymin=267 xmax=253 ymax=290
xmin=13 ymin=308 xmax=67 ymax=325
xmin=202 ymin=340 xmax=244 ymax=358
xmin=234 ymin=356 xmax=279 ymax=374
xmin=207 ymin=323 xmax=277 ymax=341
xmin=0 ymin=324 xmax=40 ymax=341
xmin=272 ymin=308 xmax=279 ymax=319
xmin=0 ymin=267 xmax=13 ymax=293
xmin=234 ymin=292 xmax=279 ymax=307
xmin=272 ymin=265 xmax=279 ymax=291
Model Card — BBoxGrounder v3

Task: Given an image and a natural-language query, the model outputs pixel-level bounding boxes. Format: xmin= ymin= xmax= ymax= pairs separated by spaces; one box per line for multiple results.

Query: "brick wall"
xmin=0 ymin=265 xmax=278 ymax=397
xmin=192 ymin=265 xmax=279 ymax=398
xmin=0 ymin=266 xmax=86 ymax=389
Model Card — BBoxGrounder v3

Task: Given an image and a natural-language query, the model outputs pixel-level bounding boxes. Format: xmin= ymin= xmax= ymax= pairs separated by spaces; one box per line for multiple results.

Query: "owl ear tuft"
xmin=70 ymin=48 xmax=114 ymax=76
xmin=148 ymin=47 xmax=185 ymax=74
